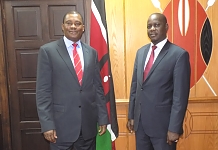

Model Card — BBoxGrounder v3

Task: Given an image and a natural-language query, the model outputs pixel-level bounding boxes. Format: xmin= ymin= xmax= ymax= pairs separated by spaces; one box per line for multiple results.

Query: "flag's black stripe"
xmin=93 ymin=0 xmax=111 ymax=70
xmin=93 ymin=0 xmax=107 ymax=33
xmin=101 ymin=56 xmax=119 ymax=137
xmin=94 ymin=0 xmax=119 ymax=138
xmin=99 ymin=53 xmax=109 ymax=70
xmin=106 ymin=76 xmax=119 ymax=138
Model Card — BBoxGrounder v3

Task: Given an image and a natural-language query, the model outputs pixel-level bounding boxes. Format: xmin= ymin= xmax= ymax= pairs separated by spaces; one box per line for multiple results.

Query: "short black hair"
xmin=62 ymin=11 xmax=84 ymax=24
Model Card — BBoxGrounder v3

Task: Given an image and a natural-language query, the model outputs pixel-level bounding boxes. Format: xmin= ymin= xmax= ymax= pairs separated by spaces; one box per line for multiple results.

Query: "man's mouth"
xmin=69 ymin=31 xmax=77 ymax=34
xmin=149 ymin=33 xmax=156 ymax=37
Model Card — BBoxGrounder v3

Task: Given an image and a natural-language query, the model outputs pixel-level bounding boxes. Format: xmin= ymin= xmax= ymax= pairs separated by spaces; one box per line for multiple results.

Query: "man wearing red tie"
xmin=36 ymin=11 xmax=108 ymax=150
xmin=127 ymin=13 xmax=191 ymax=150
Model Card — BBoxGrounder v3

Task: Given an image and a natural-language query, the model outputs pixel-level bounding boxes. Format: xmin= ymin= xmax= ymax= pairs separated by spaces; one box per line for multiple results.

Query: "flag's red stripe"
xmin=91 ymin=10 xmax=111 ymax=119
xmin=112 ymin=141 xmax=116 ymax=150
xmin=100 ymin=61 xmax=109 ymax=95
xmin=90 ymin=11 xmax=108 ymax=61
xmin=91 ymin=9 xmax=110 ymax=99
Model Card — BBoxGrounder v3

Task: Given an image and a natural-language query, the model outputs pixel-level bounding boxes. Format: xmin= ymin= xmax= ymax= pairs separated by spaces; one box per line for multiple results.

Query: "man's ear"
xmin=61 ymin=24 xmax=64 ymax=32
xmin=165 ymin=23 xmax=169 ymax=31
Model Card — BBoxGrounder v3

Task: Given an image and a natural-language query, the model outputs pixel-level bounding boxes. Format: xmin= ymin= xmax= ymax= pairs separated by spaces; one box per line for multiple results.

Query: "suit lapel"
xmin=144 ymin=41 xmax=171 ymax=81
xmin=81 ymin=42 xmax=90 ymax=85
xmin=56 ymin=38 xmax=78 ymax=81
xmin=140 ymin=44 xmax=150 ymax=84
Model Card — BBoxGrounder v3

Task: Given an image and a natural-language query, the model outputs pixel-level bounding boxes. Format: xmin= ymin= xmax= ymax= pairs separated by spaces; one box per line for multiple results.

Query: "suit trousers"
xmin=50 ymin=131 xmax=96 ymax=150
xmin=135 ymin=117 xmax=177 ymax=150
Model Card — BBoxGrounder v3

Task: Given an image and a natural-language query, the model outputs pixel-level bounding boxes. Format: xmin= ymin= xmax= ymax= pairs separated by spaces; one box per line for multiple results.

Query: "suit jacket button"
xmin=80 ymin=90 xmax=82 ymax=93
xmin=79 ymin=106 xmax=81 ymax=108
xmin=141 ymin=88 xmax=143 ymax=90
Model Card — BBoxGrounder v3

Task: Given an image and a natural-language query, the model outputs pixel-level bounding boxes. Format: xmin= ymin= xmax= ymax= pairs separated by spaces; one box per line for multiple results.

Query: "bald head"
xmin=147 ymin=13 xmax=168 ymax=45
xmin=148 ymin=13 xmax=167 ymax=24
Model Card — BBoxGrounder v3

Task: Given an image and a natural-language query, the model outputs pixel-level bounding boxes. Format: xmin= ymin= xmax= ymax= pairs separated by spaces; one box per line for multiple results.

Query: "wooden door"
xmin=3 ymin=0 xmax=90 ymax=149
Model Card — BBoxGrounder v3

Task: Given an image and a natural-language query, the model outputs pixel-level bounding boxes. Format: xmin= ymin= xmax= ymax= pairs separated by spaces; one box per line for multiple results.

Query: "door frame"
xmin=0 ymin=0 xmax=12 ymax=149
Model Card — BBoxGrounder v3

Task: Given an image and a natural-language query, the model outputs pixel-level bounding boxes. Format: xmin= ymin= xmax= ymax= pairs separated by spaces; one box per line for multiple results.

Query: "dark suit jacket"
xmin=128 ymin=40 xmax=190 ymax=138
xmin=36 ymin=38 xmax=109 ymax=143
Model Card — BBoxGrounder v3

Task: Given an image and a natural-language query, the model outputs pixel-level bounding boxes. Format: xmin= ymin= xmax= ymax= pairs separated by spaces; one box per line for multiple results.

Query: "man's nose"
xmin=70 ymin=23 xmax=76 ymax=28
xmin=150 ymin=25 xmax=155 ymax=30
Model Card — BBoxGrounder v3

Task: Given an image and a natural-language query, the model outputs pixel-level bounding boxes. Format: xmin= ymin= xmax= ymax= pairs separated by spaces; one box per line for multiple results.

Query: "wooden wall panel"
xmin=116 ymin=99 xmax=218 ymax=150
xmin=106 ymin=0 xmax=218 ymax=99
xmin=115 ymin=102 xmax=136 ymax=150
xmin=128 ymin=133 xmax=136 ymax=150
xmin=125 ymin=0 xmax=151 ymax=99
xmin=115 ymin=103 xmax=128 ymax=150
xmin=105 ymin=0 xmax=126 ymax=98
xmin=124 ymin=0 xmax=171 ymax=98
xmin=195 ymin=0 xmax=218 ymax=97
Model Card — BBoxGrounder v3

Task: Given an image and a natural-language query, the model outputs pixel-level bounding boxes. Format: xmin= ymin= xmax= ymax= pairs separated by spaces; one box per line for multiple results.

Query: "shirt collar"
xmin=151 ymin=38 xmax=167 ymax=50
xmin=63 ymin=36 xmax=82 ymax=49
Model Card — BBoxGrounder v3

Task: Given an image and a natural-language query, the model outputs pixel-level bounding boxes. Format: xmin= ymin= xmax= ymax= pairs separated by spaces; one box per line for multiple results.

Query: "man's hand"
xmin=167 ymin=131 xmax=179 ymax=145
xmin=43 ymin=130 xmax=57 ymax=143
xmin=126 ymin=119 xmax=134 ymax=133
xmin=98 ymin=125 xmax=107 ymax=136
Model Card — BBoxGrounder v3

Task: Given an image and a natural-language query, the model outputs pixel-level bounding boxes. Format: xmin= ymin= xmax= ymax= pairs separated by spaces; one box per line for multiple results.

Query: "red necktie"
xmin=143 ymin=45 xmax=157 ymax=81
xmin=73 ymin=43 xmax=83 ymax=85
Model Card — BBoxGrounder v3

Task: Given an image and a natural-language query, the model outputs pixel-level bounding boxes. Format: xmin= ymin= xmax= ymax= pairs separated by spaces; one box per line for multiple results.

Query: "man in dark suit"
xmin=127 ymin=13 xmax=191 ymax=150
xmin=36 ymin=10 xmax=109 ymax=150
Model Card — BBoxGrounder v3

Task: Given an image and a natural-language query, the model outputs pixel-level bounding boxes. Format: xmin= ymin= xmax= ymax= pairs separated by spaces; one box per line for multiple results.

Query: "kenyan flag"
xmin=90 ymin=0 xmax=119 ymax=149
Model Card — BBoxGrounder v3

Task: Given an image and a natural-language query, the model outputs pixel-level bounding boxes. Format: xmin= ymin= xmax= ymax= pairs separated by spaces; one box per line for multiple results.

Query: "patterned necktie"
xmin=143 ymin=45 xmax=157 ymax=81
xmin=73 ymin=43 xmax=83 ymax=85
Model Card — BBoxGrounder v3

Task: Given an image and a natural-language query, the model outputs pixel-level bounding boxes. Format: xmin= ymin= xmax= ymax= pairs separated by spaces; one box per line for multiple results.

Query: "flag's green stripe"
xmin=96 ymin=130 xmax=112 ymax=150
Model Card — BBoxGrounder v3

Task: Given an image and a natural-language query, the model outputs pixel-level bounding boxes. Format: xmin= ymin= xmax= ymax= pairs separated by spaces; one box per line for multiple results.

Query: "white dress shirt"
xmin=63 ymin=36 xmax=84 ymax=71
xmin=144 ymin=38 xmax=168 ymax=70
